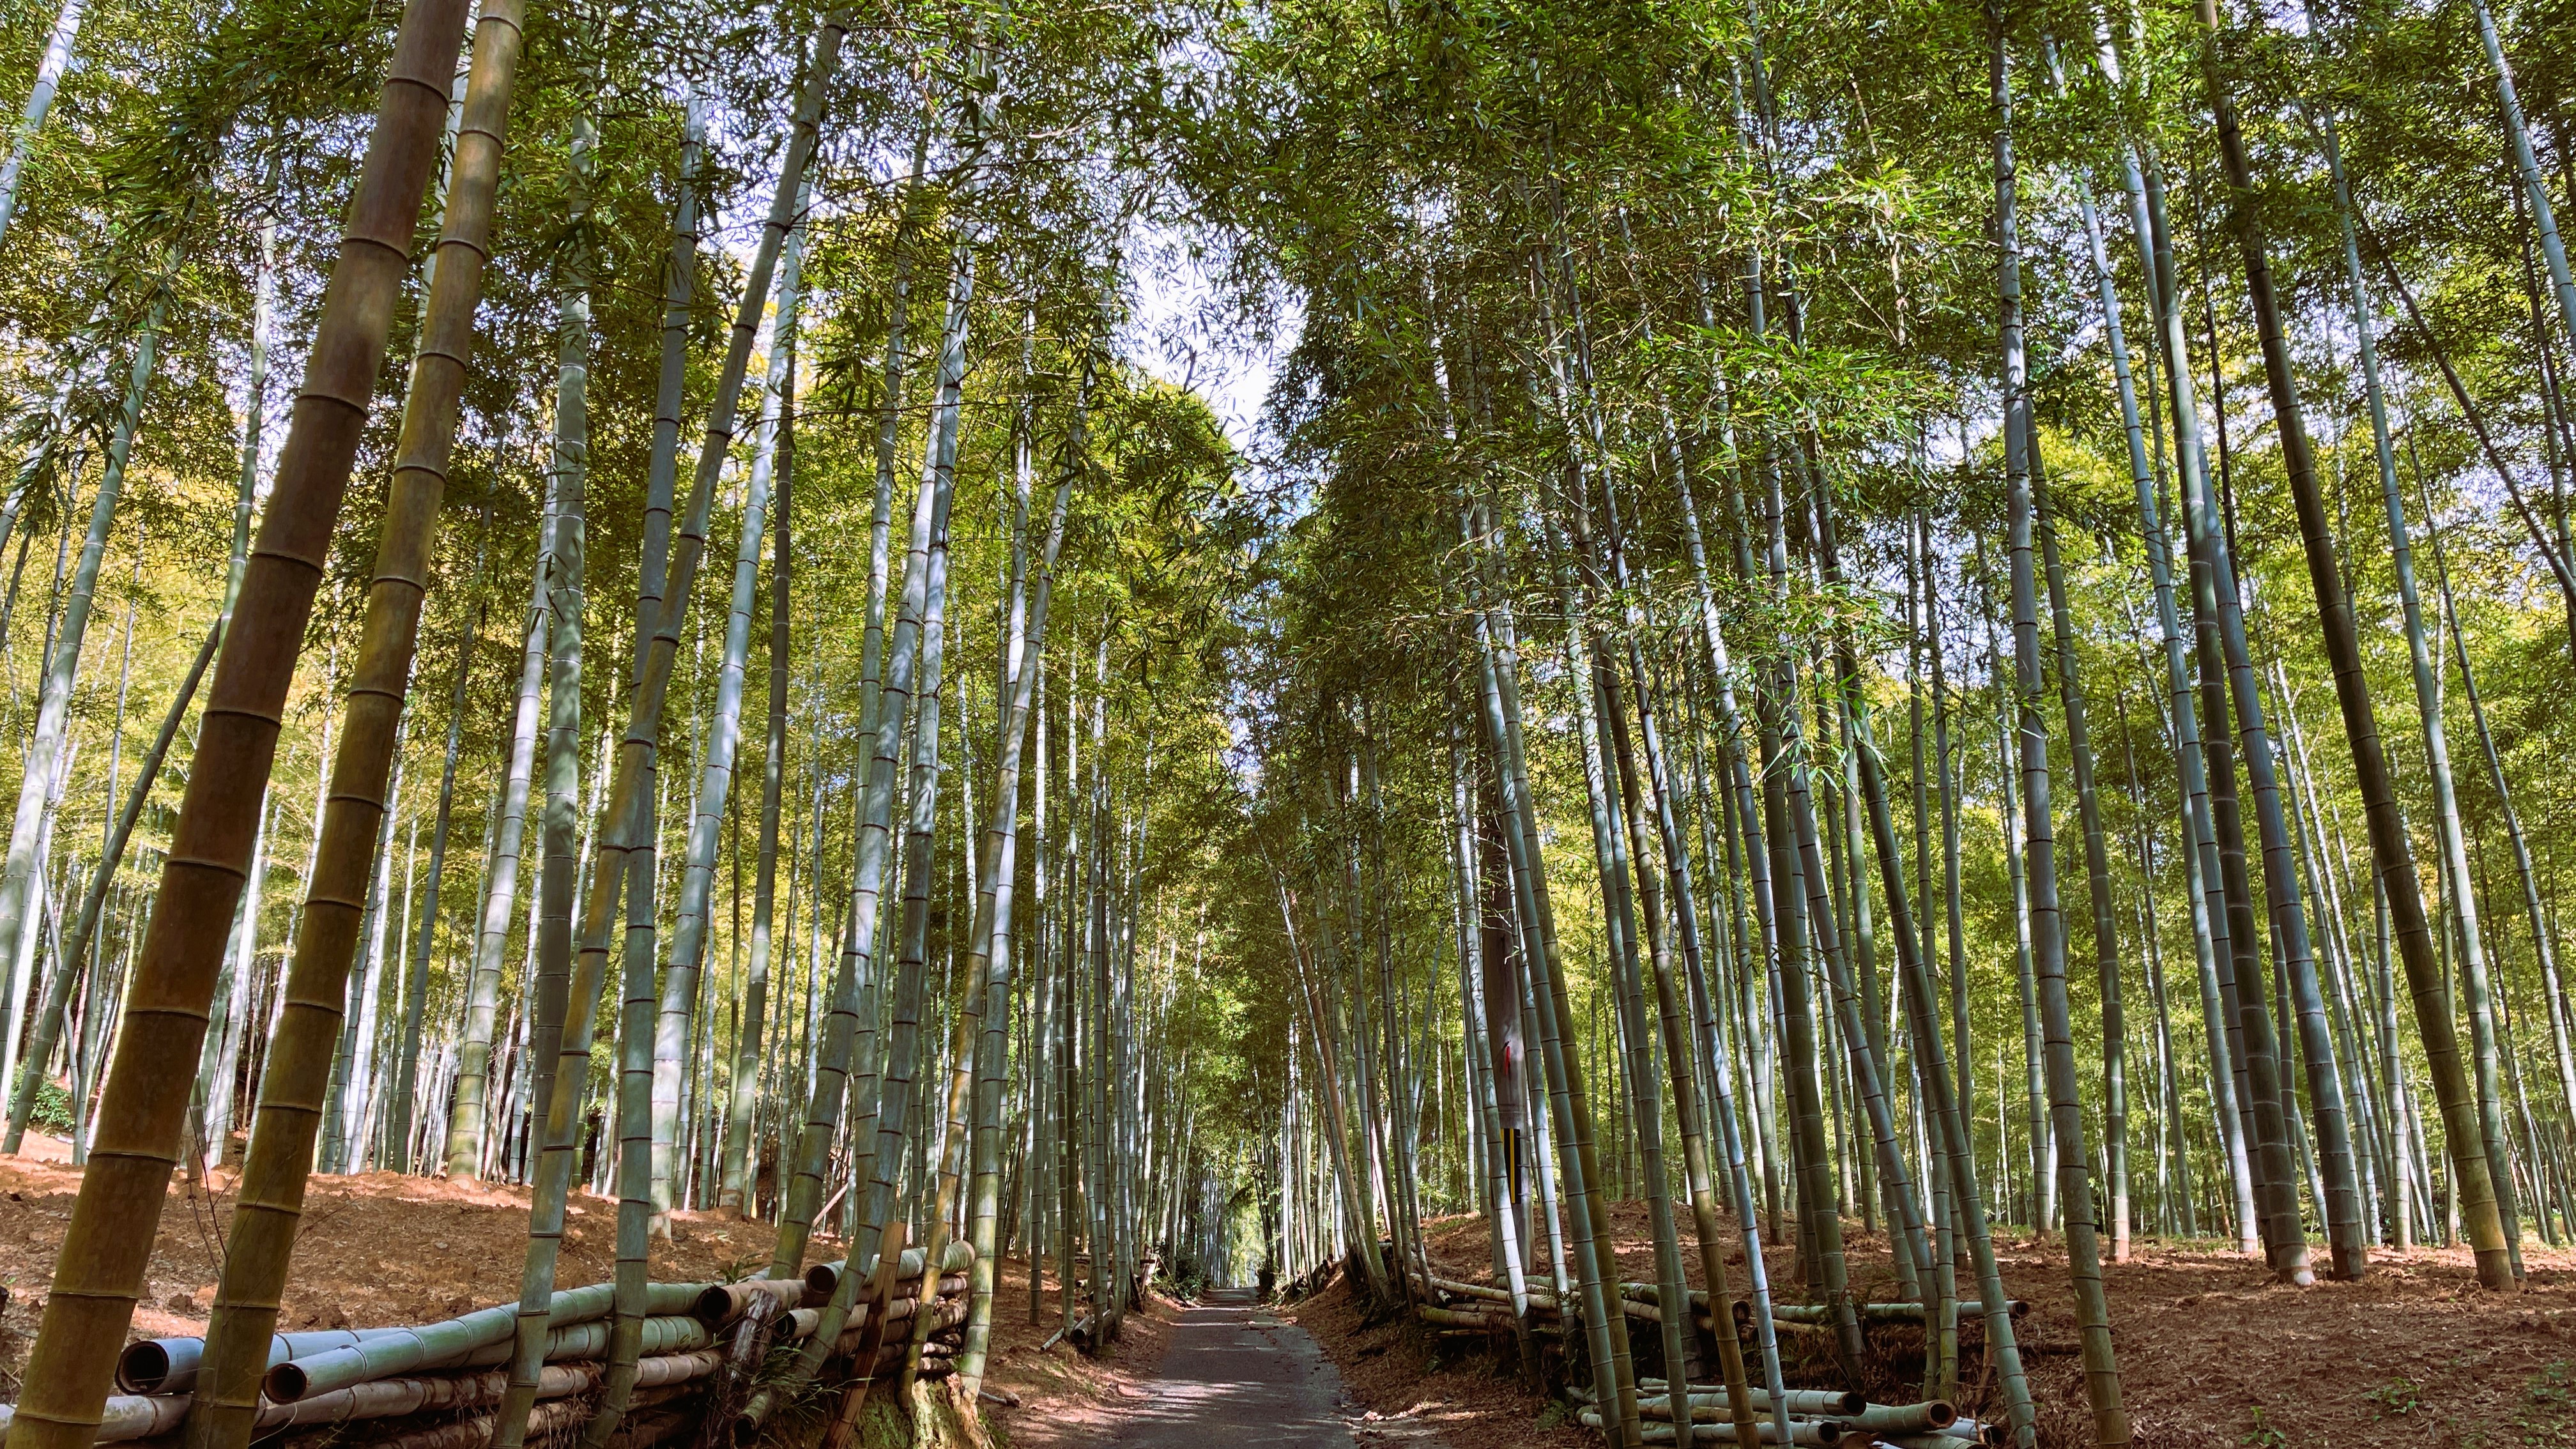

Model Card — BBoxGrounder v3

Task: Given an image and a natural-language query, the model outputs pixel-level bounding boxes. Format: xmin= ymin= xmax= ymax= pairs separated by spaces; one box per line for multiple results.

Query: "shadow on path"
xmin=1107 ymin=1287 xmax=1365 ymax=1449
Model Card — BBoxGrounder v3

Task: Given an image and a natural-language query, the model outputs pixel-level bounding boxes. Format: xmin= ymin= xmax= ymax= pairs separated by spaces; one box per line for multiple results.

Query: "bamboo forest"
xmin=5 ymin=0 xmax=2576 ymax=1441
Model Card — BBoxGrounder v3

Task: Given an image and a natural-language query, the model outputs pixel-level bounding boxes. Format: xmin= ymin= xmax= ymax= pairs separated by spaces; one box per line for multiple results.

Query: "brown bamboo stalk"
xmin=0 ymin=0 xmax=473 ymax=1435
xmin=179 ymin=4 xmax=525 ymax=1443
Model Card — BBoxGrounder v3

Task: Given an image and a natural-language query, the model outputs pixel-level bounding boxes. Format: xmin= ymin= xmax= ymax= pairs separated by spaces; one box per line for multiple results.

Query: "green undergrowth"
xmin=852 ymin=1395 xmax=912 ymax=1449
xmin=24 ymin=1082 xmax=71 ymax=1136
xmin=2505 ymin=1360 xmax=2576 ymax=1446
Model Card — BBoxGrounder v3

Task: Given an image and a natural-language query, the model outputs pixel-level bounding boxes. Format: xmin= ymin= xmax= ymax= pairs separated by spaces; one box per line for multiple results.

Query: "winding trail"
xmin=1107 ymin=1288 xmax=1371 ymax=1449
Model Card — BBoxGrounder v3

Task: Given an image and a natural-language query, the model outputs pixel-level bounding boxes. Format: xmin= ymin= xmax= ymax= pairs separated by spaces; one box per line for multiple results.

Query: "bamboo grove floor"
xmin=1287 ymin=1202 xmax=2576 ymax=1449
xmin=0 ymin=1149 xmax=2565 ymax=1448
xmin=0 ymin=1146 xmax=1178 ymax=1446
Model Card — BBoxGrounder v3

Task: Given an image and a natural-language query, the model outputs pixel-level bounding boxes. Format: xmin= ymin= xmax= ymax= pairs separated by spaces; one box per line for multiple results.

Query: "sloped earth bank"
xmin=1287 ymin=1203 xmax=2576 ymax=1449
xmin=0 ymin=1144 xmax=1176 ymax=1446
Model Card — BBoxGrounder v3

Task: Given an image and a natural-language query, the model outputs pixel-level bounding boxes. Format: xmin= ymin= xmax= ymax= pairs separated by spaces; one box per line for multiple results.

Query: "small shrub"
xmin=26 ymin=1081 xmax=72 ymax=1137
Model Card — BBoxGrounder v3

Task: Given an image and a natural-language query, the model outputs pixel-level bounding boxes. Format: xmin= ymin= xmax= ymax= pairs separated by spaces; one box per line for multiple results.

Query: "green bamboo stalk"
xmin=1558 ymin=544 xmax=1688 ymax=1442
xmin=2112 ymin=119 xmax=2263 ymax=1252
xmin=387 ymin=523 xmax=485 ymax=1172
xmin=734 ymin=201 xmax=967 ymax=1434
xmin=1468 ymin=491 xmax=1636 ymax=1445
xmin=0 ymin=268 xmax=171 ymax=1089
xmin=259 ymin=1282 xmax=705 ymax=1402
xmin=487 ymin=99 xmax=602 ymax=1449
xmin=718 ymin=323 xmax=795 ymax=1215
xmin=4 ymin=217 xmax=256 ymax=1157
xmin=762 ymin=112 xmax=925 ymax=1280
xmin=1995 ymin=14 xmax=2127 ymax=1438
xmin=649 ymin=181 xmax=806 ymax=1224
xmin=2193 ymin=0 xmax=2388 ymax=1281
xmin=956 ymin=362 xmax=1082 ymax=1395
xmin=2423 ymin=491 xmax=2576 ymax=1210
xmin=1748 ymin=468 xmax=1862 ymax=1375
xmin=2034 ymin=464 xmax=2128 ymax=1261
xmin=2469 ymin=0 xmax=2576 ymax=365
xmin=0 ymin=0 xmax=80 ymax=247
xmin=443 ymin=464 xmax=553 ymax=1179
xmin=488 ymin=24 xmax=842 ymax=1446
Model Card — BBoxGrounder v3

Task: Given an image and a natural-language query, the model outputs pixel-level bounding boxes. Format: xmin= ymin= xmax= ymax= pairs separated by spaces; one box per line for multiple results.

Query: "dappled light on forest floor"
xmin=1307 ymin=1206 xmax=2576 ymax=1448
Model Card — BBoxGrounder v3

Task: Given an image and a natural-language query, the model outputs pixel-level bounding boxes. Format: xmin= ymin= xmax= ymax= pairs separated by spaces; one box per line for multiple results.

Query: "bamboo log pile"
xmin=1733 ymin=1300 xmax=2028 ymax=1327
xmin=5 ymin=1244 xmax=979 ymax=1446
xmin=1572 ymin=1380 xmax=2004 ymax=1447
xmin=1423 ymin=1269 xmax=2014 ymax=1448
xmin=1419 ymin=1271 xmax=1694 ymax=1333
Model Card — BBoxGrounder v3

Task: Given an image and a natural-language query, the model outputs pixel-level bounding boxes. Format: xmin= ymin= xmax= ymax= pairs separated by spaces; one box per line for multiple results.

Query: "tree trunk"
xmin=2035 ymin=465 xmax=2128 ymax=1262
xmin=760 ymin=112 xmax=924 ymax=1282
xmin=718 ymin=326 xmax=794 ymax=1216
xmin=3 ymin=206 xmax=264 ymax=1157
xmin=443 ymin=467 xmax=555 ymax=1178
xmin=491 ymin=21 xmax=841 ymax=1446
xmin=930 ymin=383 xmax=1077 ymax=1394
xmin=3 ymin=0 xmax=472 ymax=1427
xmin=1465 ymin=494 xmax=1630 ymax=1439
xmin=2198 ymin=0 xmax=2407 ymax=1281
xmin=2472 ymin=0 xmax=2576 ymax=358
xmin=1854 ymin=544 xmax=2039 ymax=1447
xmin=737 ymin=184 xmax=967 ymax=1432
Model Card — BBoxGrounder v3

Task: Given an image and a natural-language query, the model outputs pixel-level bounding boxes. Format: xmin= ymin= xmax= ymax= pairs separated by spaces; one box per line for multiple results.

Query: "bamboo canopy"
xmin=2 ymin=0 xmax=2575 ymax=1443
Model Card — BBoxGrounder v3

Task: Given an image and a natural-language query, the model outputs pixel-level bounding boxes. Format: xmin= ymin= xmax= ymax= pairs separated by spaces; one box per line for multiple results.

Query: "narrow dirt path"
xmin=1106 ymin=1287 xmax=1379 ymax=1449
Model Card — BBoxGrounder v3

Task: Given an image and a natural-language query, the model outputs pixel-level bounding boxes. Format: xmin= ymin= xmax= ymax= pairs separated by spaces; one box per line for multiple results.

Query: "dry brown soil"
xmin=0 ymin=1138 xmax=1172 ymax=1446
xmin=2 ymin=1147 xmax=2560 ymax=1449
xmin=1286 ymin=1202 xmax=2576 ymax=1449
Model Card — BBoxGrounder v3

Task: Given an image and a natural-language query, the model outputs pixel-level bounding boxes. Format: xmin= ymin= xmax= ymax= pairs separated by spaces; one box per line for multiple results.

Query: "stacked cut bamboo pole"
xmin=1572 ymin=1380 xmax=2004 ymax=1447
xmin=1423 ymin=1268 xmax=2012 ymax=1448
xmin=8 ymin=1244 xmax=976 ymax=1446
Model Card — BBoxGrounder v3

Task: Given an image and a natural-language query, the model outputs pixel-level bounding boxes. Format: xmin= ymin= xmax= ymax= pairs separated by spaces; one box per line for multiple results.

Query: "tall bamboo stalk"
xmin=1851 ymin=550 xmax=2038 ymax=1445
xmin=2195 ymin=0 xmax=2398 ymax=1282
xmin=491 ymin=31 xmax=844 ymax=1446
xmin=0 ymin=266 xmax=171 ymax=1084
xmin=648 ymin=187 xmax=806 ymax=1225
xmin=760 ymin=111 xmax=925 ymax=1282
xmin=2035 ymin=469 xmax=2128 ymax=1261
xmin=2 ymin=0 xmax=473 ymax=1429
xmin=491 ymin=126 xmax=594 ymax=1436
xmin=443 ymin=466 xmax=554 ymax=1178
xmin=1995 ymin=15 xmax=2128 ymax=1438
xmin=0 ymin=0 xmax=83 ymax=250
xmin=719 ymin=330 xmax=795 ymax=1216
xmin=179 ymin=0 xmax=525 ymax=1435
xmin=735 ymin=165 xmax=966 ymax=1430
xmin=2470 ymin=0 xmax=2576 ymax=360
xmin=940 ymin=393 xmax=1078 ymax=1393
xmin=1464 ymin=494 xmax=1632 ymax=1442
xmin=1 ymin=250 xmax=220 ymax=1158
xmin=387 ymin=532 xmax=482 ymax=1172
